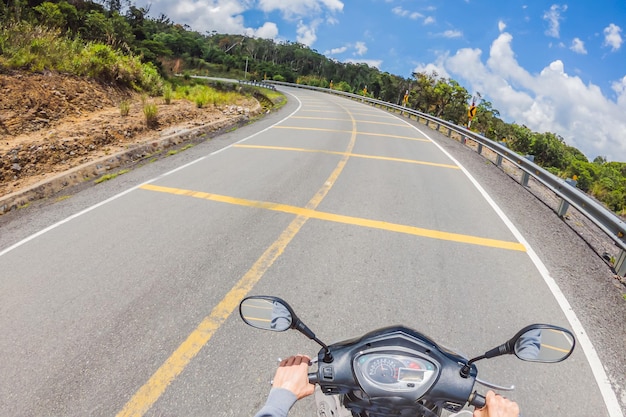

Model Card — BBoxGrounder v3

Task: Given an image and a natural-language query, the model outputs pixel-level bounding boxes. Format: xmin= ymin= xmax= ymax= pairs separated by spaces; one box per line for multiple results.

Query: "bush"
xmin=0 ymin=22 xmax=164 ymax=95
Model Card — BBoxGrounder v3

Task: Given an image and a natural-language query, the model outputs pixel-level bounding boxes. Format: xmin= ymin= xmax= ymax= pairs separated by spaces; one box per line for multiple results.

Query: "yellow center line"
xmin=116 ymin=102 xmax=358 ymax=417
xmin=290 ymin=116 xmax=409 ymax=127
xmin=234 ymin=144 xmax=459 ymax=169
xmin=273 ymin=125 xmax=430 ymax=142
xmin=541 ymin=343 xmax=572 ymax=354
xmin=138 ymin=183 xmax=525 ymax=252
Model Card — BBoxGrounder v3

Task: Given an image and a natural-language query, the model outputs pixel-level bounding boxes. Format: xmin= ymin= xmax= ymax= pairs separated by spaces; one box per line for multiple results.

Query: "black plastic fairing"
xmin=316 ymin=326 xmax=476 ymax=411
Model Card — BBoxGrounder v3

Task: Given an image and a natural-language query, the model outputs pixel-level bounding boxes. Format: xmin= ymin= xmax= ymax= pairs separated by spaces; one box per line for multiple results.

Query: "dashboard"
xmin=353 ymin=352 xmax=439 ymax=397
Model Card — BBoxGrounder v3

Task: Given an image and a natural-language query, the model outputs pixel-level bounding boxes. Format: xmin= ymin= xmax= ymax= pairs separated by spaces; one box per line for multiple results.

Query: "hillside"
xmin=0 ymin=71 xmax=258 ymax=204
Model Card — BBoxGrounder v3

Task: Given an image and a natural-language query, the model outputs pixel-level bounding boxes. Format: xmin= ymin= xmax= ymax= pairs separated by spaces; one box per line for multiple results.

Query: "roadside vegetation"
xmin=0 ymin=0 xmax=623 ymax=214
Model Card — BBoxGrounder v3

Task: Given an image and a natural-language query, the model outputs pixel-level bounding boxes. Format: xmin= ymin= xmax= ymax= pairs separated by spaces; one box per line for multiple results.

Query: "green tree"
xmin=34 ymin=1 xmax=65 ymax=28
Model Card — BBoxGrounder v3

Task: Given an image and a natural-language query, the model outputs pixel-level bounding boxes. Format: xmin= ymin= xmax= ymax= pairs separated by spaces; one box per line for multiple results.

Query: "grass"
xmin=163 ymin=84 xmax=173 ymax=104
xmin=119 ymin=100 xmax=131 ymax=116
xmin=167 ymin=145 xmax=193 ymax=156
xmin=143 ymin=102 xmax=158 ymax=128
xmin=55 ymin=195 xmax=71 ymax=202
xmin=0 ymin=22 xmax=163 ymax=94
xmin=95 ymin=169 xmax=129 ymax=184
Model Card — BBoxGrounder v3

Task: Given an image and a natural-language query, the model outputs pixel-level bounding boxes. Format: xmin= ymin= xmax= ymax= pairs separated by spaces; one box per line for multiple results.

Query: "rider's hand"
xmin=473 ymin=391 xmax=520 ymax=417
xmin=271 ymin=354 xmax=315 ymax=400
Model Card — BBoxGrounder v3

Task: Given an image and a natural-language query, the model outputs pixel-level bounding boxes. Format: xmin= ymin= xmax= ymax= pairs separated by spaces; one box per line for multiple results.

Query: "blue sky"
xmin=135 ymin=0 xmax=626 ymax=161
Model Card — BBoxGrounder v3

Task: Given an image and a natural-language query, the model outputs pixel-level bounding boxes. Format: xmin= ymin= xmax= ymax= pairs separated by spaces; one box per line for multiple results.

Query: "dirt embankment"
xmin=0 ymin=71 xmax=260 ymax=210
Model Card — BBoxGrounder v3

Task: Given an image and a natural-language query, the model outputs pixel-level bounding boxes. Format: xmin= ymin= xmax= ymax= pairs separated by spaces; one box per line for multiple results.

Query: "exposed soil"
xmin=0 ymin=71 xmax=259 ymax=203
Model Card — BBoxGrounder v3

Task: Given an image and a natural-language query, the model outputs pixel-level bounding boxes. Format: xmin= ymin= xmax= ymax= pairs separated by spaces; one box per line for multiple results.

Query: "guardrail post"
xmin=521 ymin=155 xmax=535 ymax=187
xmin=461 ymin=136 xmax=466 ymax=145
xmin=496 ymin=154 xmax=503 ymax=167
xmin=477 ymin=143 xmax=483 ymax=155
xmin=557 ymin=178 xmax=578 ymax=217
xmin=615 ymin=250 xmax=626 ymax=276
xmin=557 ymin=199 xmax=570 ymax=217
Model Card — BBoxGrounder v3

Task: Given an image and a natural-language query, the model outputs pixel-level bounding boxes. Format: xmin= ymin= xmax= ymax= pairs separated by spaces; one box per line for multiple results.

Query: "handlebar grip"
xmin=308 ymin=372 xmax=318 ymax=385
xmin=470 ymin=392 xmax=486 ymax=408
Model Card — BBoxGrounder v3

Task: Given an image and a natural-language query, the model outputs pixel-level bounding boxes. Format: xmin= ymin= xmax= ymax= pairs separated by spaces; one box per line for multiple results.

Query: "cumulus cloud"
xmin=325 ymin=46 xmax=348 ymax=55
xmin=423 ymin=16 xmax=435 ymax=25
xmin=133 ymin=0 xmax=343 ymax=46
xmin=344 ymin=58 xmax=383 ymax=69
xmin=570 ymin=37 xmax=587 ymax=54
xmin=259 ymin=0 xmax=343 ymax=19
xmin=391 ymin=6 xmax=422 ymax=20
xmin=354 ymin=41 xmax=367 ymax=56
xmin=603 ymin=23 xmax=623 ymax=51
xmin=498 ymin=20 xmax=506 ymax=32
xmin=543 ymin=4 xmax=567 ymax=38
xmin=417 ymin=32 xmax=626 ymax=161
xmin=434 ymin=30 xmax=462 ymax=39
xmin=296 ymin=19 xmax=321 ymax=46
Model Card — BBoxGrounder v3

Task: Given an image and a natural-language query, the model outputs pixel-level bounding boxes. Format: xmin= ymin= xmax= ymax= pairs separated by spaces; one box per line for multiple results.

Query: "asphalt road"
xmin=0 ymin=87 xmax=622 ymax=417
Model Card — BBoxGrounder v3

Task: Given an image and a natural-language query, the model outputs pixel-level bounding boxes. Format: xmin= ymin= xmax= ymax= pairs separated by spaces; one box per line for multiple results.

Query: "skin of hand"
xmin=272 ymin=354 xmax=315 ymax=400
xmin=473 ymin=391 xmax=520 ymax=417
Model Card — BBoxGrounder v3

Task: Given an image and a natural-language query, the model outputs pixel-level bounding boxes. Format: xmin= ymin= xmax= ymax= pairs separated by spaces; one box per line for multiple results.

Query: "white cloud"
xmin=413 ymin=52 xmax=450 ymax=79
xmin=441 ymin=30 xmax=463 ymax=39
xmin=603 ymin=23 xmax=623 ymax=51
xmin=498 ymin=20 xmax=506 ymax=33
xmin=133 ymin=0 xmax=343 ymax=46
xmin=570 ymin=37 xmax=587 ymax=54
xmin=392 ymin=6 xmax=422 ymax=20
xmin=543 ymin=4 xmax=567 ymax=38
xmin=344 ymin=58 xmax=383 ymax=69
xmin=325 ymin=46 xmax=348 ymax=55
xmin=422 ymin=32 xmax=626 ymax=161
xmin=424 ymin=16 xmax=435 ymax=25
xmin=296 ymin=19 xmax=321 ymax=46
xmin=354 ymin=41 xmax=367 ymax=56
xmin=141 ymin=0 xmax=258 ymax=37
xmin=259 ymin=0 xmax=343 ymax=19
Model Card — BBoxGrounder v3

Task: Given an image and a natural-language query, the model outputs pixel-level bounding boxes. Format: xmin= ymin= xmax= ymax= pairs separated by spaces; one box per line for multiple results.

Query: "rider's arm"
xmin=253 ymin=388 xmax=297 ymax=417
xmin=253 ymin=355 xmax=315 ymax=417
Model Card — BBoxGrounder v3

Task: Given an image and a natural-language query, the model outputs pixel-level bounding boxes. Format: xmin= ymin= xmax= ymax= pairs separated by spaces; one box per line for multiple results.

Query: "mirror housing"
xmin=239 ymin=295 xmax=334 ymax=362
xmin=511 ymin=324 xmax=575 ymax=363
xmin=462 ymin=323 xmax=575 ymax=377
xmin=239 ymin=295 xmax=295 ymax=332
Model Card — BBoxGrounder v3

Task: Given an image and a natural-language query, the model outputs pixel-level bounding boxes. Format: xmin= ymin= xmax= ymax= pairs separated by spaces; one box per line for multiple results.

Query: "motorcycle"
xmin=239 ymin=295 xmax=576 ymax=417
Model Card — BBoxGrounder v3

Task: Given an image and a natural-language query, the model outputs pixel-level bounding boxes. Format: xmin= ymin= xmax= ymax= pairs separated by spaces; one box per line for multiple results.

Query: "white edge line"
xmin=0 ymin=94 xmax=303 ymax=259
xmin=391 ymin=114 xmax=623 ymax=417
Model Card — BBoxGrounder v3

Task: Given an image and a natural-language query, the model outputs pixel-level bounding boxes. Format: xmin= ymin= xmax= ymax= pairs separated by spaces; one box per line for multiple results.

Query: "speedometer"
xmin=366 ymin=357 xmax=404 ymax=384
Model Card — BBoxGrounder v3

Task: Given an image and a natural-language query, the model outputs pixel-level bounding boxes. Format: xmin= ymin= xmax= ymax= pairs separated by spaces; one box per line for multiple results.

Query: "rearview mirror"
xmin=239 ymin=296 xmax=294 ymax=331
xmin=513 ymin=326 xmax=575 ymax=363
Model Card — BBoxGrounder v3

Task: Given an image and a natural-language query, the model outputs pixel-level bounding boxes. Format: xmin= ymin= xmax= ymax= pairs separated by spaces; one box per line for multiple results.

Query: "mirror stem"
xmin=294 ymin=321 xmax=333 ymax=362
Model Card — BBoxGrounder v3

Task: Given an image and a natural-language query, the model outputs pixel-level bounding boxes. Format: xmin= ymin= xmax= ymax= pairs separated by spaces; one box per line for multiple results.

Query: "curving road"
xmin=0 ymin=87 xmax=622 ymax=416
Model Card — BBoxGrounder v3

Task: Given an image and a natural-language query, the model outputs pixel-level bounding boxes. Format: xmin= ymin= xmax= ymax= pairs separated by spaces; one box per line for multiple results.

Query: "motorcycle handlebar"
xmin=470 ymin=391 xmax=486 ymax=408
xmin=308 ymin=372 xmax=318 ymax=385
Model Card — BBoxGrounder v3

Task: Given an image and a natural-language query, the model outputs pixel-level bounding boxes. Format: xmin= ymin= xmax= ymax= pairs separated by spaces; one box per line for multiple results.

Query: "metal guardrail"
xmin=268 ymin=80 xmax=626 ymax=275
xmin=238 ymin=80 xmax=276 ymax=90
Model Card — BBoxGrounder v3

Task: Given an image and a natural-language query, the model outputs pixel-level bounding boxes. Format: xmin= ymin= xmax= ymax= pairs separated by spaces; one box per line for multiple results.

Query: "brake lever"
xmin=475 ymin=377 xmax=515 ymax=391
